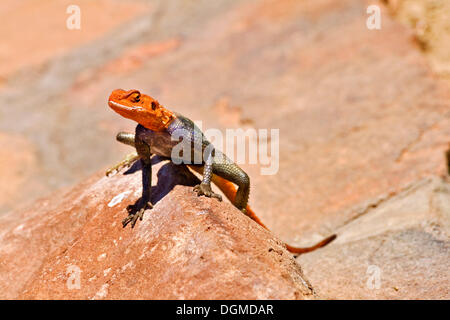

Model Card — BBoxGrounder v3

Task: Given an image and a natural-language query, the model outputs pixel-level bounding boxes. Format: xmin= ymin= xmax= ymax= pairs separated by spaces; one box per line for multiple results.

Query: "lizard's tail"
xmin=284 ymin=234 xmax=337 ymax=254
xmin=210 ymin=173 xmax=269 ymax=228
xmin=204 ymin=170 xmax=336 ymax=255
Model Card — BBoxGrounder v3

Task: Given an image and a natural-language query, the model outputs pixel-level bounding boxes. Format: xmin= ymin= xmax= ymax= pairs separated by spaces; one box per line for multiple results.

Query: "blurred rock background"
xmin=383 ymin=0 xmax=450 ymax=78
xmin=0 ymin=0 xmax=448 ymax=299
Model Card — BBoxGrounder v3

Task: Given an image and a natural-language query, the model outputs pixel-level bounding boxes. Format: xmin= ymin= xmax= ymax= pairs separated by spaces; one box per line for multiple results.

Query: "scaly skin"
xmin=107 ymin=89 xmax=336 ymax=254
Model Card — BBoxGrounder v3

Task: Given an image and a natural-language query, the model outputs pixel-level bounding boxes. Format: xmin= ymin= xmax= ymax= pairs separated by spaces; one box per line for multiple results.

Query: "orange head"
xmin=108 ymin=89 xmax=175 ymax=131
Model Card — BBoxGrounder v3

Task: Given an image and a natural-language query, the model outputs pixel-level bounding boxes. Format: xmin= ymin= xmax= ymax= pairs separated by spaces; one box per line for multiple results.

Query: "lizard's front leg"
xmin=123 ymin=135 xmax=153 ymax=228
xmin=122 ymin=160 xmax=153 ymax=228
xmin=193 ymin=149 xmax=222 ymax=201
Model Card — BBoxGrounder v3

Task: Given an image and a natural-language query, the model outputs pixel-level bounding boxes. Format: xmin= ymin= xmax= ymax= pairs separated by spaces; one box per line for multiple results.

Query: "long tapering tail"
xmin=188 ymin=165 xmax=336 ymax=255
xmin=284 ymin=234 xmax=337 ymax=254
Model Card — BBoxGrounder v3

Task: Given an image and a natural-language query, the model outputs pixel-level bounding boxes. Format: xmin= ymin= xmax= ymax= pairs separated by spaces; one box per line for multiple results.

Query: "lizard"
xmin=106 ymin=89 xmax=336 ymax=254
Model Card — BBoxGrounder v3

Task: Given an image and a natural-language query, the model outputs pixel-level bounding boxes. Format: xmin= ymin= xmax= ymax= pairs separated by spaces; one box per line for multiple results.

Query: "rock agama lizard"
xmin=107 ymin=89 xmax=336 ymax=254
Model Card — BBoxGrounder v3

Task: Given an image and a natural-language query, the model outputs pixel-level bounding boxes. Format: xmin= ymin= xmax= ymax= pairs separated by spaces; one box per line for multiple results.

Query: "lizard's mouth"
xmin=108 ymin=98 xmax=175 ymax=131
xmin=108 ymin=100 xmax=141 ymax=112
xmin=108 ymin=100 xmax=148 ymax=125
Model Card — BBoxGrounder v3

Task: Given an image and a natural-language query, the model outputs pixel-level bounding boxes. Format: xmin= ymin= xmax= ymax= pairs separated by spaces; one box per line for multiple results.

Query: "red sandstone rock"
xmin=64 ymin=0 xmax=450 ymax=244
xmin=0 ymin=160 xmax=315 ymax=299
xmin=0 ymin=0 xmax=150 ymax=79
xmin=298 ymin=176 xmax=450 ymax=299
xmin=0 ymin=133 xmax=46 ymax=213
xmin=1 ymin=0 xmax=449 ymax=300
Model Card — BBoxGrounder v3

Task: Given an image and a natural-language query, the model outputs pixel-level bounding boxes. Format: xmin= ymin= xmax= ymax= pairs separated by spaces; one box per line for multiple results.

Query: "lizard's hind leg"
xmin=116 ymin=132 xmax=135 ymax=147
xmin=106 ymin=151 xmax=139 ymax=176
xmin=212 ymin=162 xmax=250 ymax=212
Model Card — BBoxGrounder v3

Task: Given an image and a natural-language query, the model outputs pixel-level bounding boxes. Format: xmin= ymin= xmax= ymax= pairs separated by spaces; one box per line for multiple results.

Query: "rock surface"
xmin=0 ymin=0 xmax=149 ymax=79
xmin=0 ymin=0 xmax=449 ymax=299
xmin=298 ymin=176 xmax=450 ymax=299
xmin=0 ymin=160 xmax=315 ymax=300
xmin=1 ymin=0 xmax=449 ymax=244
xmin=385 ymin=0 xmax=450 ymax=77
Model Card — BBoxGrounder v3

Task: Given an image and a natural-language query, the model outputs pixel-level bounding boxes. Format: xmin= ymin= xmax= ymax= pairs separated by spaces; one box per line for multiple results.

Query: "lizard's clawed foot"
xmin=122 ymin=198 xmax=153 ymax=228
xmin=106 ymin=152 xmax=139 ymax=177
xmin=193 ymin=184 xmax=222 ymax=201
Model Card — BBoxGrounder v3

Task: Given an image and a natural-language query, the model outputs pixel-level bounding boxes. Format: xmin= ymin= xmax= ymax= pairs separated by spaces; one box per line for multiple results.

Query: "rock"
xmin=0 ymin=0 xmax=150 ymax=79
xmin=0 ymin=132 xmax=44 ymax=213
xmin=1 ymin=0 xmax=449 ymax=300
xmin=4 ymin=0 xmax=450 ymax=241
xmin=0 ymin=159 xmax=316 ymax=299
xmin=385 ymin=0 xmax=450 ymax=77
xmin=297 ymin=176 xmax=450 ymax=299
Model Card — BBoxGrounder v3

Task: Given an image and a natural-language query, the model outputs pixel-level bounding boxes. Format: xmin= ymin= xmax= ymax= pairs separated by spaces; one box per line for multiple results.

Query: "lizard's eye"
xmin=151 ymin=101 xmax=157 ymax=110
xmin=130 ymin=93 xmax=140 ymax=102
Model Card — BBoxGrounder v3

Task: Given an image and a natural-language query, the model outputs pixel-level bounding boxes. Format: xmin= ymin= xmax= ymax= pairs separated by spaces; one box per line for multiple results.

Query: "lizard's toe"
xmin=123 ymin=199 xmax=152 ymax=228
xmin=130 ymin=209 xmax=145 ymax=228
xmin=122 ymin=214 xmax=134 ymax=228
xmin=193 ymin=184 xmax=209 ymax=197
xmin=106 ymin=164 xmax=125 ymax=177
xmin=122 ymin=209 xmax=145 ymax=228
xmin=193 ymin=184 xmax=222 ymax=201
xmin=126 ymin=204 xmax=134 ymax=213
xmin=105 ymin=167 xmax=117 ymax=177
xmin=106 ymin=152 xmax=139 ymax=177
xmin=212 ymin=193 xmax=222 ymax=201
